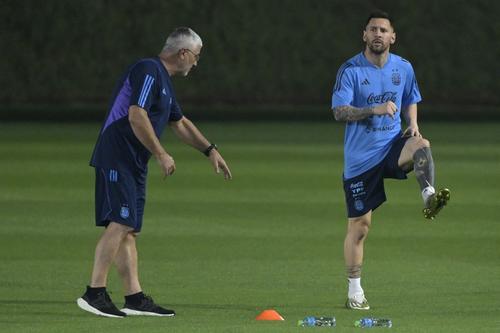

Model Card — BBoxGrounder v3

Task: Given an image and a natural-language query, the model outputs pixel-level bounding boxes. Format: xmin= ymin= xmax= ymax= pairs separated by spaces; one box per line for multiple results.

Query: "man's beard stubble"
xmin=367 ymin=41 xmax=388 ymax=55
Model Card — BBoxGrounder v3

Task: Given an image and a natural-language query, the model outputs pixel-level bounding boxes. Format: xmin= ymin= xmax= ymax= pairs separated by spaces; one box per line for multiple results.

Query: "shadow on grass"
xmin=0 ymin=300 xmax=75 ymax=306
xmin=167 ymin=303 xmax=343 ymax=312
xmin=168 ymin=303 xmax=262 ymax=312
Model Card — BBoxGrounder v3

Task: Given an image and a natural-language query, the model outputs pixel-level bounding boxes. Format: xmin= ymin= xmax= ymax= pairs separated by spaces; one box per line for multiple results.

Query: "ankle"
xmin=422 ymin=186 xmax=435 ymax=203
xmin=125 ymin=291 xmax=144 ymax=305
xmin=348 ymin=278 xmax=364 ymax=298
xmin=86 ymin=285 xmax=106 ymax=297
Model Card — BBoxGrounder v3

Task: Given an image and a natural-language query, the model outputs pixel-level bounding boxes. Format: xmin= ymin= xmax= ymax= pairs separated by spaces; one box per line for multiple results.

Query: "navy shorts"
xmin=343 ymin=136 xmax=411 ymax=218
xmin=94 ymin=167 xmax=146 ymax=232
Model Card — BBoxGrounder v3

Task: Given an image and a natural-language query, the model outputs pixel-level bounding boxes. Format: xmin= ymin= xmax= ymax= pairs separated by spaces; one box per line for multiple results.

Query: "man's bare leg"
xmin=114 ymin=232 xmax=142 ymax=295
xmin=344 ymin=211 xmax=371 ymax=310
xmin=91 ymin=222 xmax=133 ymax=287
xmin=77 ymin=222 xmax=132 ymax=318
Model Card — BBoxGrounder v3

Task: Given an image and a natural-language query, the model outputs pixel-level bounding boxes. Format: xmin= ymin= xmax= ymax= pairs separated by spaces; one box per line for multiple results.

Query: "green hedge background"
xmin=1 ymin=0 xmax=498 ymax=119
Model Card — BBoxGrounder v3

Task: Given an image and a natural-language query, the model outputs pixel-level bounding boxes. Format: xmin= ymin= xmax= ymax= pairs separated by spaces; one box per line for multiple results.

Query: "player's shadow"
xmin=0 ymin=299 xmax=83 ymax=320
xmin=168 ymin=303 xmax=258 ymax=312
xmin=168 ymin=303 xmax=329 ymax=312
xmin=0 ymin=299 xmax=74 ymax=305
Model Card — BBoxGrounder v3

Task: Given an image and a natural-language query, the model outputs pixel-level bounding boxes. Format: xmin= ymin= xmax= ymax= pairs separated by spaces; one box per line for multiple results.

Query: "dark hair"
xmin=365 ymin=10 xmax=394 ymax=29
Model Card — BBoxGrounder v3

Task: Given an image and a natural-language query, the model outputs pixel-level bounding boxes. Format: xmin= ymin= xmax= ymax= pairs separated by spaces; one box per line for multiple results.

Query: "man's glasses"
xmin=183 ymin=49 xmax=200 ymax=61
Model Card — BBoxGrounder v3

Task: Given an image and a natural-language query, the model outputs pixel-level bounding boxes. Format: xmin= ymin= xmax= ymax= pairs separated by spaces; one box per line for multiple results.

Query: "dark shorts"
xmin=94 ymin=167 xmax=146 ymax=232
xmin=343 ymin=136 xmax=411 ymax=218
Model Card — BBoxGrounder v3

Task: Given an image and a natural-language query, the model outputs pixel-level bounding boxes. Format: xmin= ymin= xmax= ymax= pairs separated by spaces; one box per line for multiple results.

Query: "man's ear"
xmin=390 ymin=32 xmax=396 ymax=44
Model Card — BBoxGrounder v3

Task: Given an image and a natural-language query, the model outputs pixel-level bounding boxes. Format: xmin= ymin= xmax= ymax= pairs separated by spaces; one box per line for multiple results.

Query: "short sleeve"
xmin=332 ymin=64 xmax=355 ymax=108
xmin=402 ymin=64 xmax=422 ymax=108
xmin=168 ymin=100 xmax=183 ymax=122
xmin=128 ymin=61 xmax=159 ymax=112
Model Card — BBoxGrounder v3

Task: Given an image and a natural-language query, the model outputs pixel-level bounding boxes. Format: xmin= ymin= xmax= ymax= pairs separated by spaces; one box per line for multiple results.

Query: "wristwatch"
xmin=203 ymin=143 xmax=218 ymax=157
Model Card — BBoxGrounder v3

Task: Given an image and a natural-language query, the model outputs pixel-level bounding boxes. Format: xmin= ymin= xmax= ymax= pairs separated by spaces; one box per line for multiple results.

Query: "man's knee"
xmin=107 ymin=221 xmax=134 ymax=235
xmin=410 ymin=137 xmax=431 ymax=151
xmin=348 ymin=215 xmax=371 ymax=241
xmin=419 ymin=137 xmax=431 ymax=149
xmin=400 ymin=137 xmax=431 ymax=168
xmin=126 ymin=232 xmax=139 ymax=241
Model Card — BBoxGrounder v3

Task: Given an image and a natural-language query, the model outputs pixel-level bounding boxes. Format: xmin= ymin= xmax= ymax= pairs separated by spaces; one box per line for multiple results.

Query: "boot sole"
xmin=121 ymin=308 xmax=175 ymax=317
xmin=77 ymin=298 xmax=125 ymax=318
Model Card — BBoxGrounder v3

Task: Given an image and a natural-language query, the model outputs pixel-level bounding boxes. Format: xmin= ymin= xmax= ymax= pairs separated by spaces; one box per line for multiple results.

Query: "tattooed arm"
xmin=333 ymin=102 xmax=397 ymax=122
xmin=332 ymin=105 xmax=374 ymax=121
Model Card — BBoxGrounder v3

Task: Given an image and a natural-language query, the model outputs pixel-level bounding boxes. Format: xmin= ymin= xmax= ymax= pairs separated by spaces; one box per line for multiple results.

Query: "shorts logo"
xmin=120 ymin=205 xmax=130 ymax=219
xmin=350 ymin=181 xmax=364 ymax=189
xmin=350 ymin=181 xmax=365 ymax=195
xmin=109 ymin=169 xmax=118 ymax=182
xmin=350 ymin=180 xmax=366 ymax=211
xmin=354 ymin=200 xmax=364 ymax=211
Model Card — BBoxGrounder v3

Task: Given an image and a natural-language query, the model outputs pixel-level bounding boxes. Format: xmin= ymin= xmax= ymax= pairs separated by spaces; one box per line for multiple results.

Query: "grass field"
xmin=0 ymin=121 xmax=499 ymax=332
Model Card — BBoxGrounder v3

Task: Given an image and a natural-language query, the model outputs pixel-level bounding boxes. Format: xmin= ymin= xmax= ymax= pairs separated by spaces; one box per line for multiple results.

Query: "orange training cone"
xmin=255 ymin=309 xmax=285 ymax=321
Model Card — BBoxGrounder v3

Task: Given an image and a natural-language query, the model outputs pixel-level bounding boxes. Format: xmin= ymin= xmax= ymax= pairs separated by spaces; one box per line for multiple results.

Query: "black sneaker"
xmin=121 ymin=294 xmax=175 ymax=317
xmin=77 ymin=286 xmax=126 ymax=318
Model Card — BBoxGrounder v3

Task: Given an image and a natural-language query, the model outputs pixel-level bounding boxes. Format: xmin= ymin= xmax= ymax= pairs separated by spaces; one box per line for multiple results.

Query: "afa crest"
xmin=354 ymin=200 xmax=364 ymax=211
xmin=391 ymin=72 xmax=401 ymax=86
xmin=120 ymin=206 xmax=130 ymax=219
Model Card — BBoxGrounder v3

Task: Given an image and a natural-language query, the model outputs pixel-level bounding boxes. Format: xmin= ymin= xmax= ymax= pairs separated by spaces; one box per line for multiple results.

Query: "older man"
xmin=77 ymin=27 xmax=232 ymax=318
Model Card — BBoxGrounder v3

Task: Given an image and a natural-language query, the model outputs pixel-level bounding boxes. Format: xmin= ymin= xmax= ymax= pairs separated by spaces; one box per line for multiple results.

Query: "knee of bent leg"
xmin=415 ymin=137 xmax=431 ymax=149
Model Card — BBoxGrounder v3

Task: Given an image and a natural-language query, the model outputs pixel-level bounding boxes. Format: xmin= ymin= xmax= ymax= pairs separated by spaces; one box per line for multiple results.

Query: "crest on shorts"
xmin=120 ymin=205 xmax=130 ymax=219
xmin=354 ymin=200 xmax=364 ymax=211
xmin=391 ymin=72 xmax=401 ymax=86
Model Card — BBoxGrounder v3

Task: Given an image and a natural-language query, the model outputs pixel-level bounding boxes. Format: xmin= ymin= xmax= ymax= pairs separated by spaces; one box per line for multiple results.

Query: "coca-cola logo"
xmin=367 ymin=92 xmax=397 ymax=105
xmin=350 ymin=181 xmax=364 ymax=189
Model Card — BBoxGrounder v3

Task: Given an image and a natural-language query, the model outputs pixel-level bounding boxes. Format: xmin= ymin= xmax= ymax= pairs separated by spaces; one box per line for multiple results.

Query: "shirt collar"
xmin=360 ymin=52 xmax=392 ymax=69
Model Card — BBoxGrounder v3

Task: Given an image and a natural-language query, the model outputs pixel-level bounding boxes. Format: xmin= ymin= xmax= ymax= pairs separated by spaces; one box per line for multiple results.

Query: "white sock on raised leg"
xmin=422 ymin=186 xmax=435 ymax=204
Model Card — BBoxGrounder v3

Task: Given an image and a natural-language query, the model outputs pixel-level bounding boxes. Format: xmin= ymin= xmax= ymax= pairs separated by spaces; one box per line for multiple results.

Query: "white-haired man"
xmin=77 ymin=27 xmax=232 ymax=318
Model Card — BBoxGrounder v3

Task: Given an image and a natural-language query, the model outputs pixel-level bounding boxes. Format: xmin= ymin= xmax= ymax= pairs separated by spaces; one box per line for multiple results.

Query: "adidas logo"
xmin=361 ymin=78 xmax=370 ymax=85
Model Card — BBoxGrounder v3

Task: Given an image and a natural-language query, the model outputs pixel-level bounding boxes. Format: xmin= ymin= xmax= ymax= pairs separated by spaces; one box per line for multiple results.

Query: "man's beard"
xmin=367 ymin=41 xmax=388 ymax=55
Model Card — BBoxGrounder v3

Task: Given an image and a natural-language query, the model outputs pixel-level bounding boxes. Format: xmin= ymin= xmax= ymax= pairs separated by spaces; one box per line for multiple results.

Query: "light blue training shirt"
xmin=332 ymin=52 xmax=422 ymax=179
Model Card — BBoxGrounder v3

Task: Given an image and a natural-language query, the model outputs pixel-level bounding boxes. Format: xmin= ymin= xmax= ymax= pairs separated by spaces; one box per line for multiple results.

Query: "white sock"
xmin=422 ymin=186 xmax=435 ymax=203
xmin=348 ymin=278 xmax=364 ymax=298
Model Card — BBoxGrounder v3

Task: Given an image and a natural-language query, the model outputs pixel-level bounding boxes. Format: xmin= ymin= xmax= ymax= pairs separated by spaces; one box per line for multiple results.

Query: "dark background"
xmin=1 ymin=0 xmax=498 ymax=121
